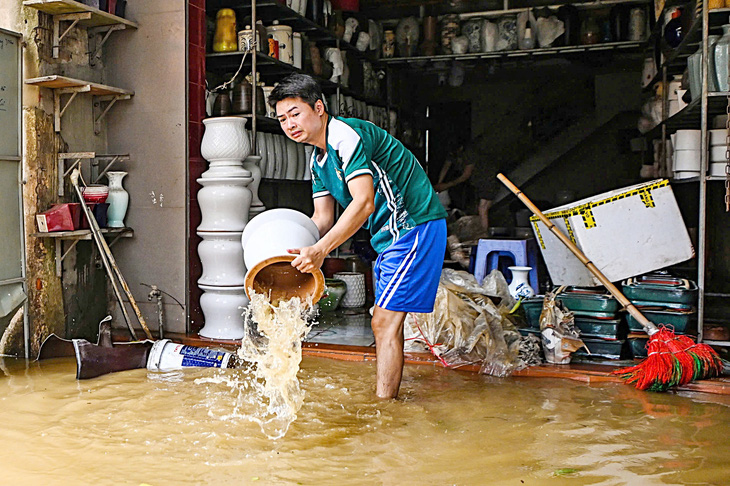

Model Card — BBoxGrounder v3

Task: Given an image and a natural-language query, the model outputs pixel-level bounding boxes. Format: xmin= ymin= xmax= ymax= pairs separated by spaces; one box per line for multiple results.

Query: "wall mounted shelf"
xmin=57 ymin=152 xmax=130 ymax=196
xmin=23 ymin=0 xmax=137 ymax=58
xmin=32 ymin=227 xmax=133 ymax=277
xmin=24 ymin=75 xmax=134 ymax=132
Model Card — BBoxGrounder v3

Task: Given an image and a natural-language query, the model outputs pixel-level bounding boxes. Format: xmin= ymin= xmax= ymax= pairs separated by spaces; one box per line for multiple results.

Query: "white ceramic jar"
xmin=333 ymin=272 xmax=366 ymax=308
xmin=267 ymin=21 xmax=294 ymax=64
xmin=200 ymin=116 xmax=252 ymax=166
xmin=507 ymin=266 xmax=535 ymax=299
xmin=197 ymin=231 xmax=247 ymax=286
xmin=197 ymin=176 xmax=253 ymax=231
xmin=198 ymin=284 xmax=248 ymax=340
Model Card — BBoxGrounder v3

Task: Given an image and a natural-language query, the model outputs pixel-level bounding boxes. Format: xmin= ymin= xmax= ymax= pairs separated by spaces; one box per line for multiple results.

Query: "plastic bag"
xmin=406 ymin=269 xmax=522 ymax=377
xmin=539 ymin=290 xmax=586 ymax=364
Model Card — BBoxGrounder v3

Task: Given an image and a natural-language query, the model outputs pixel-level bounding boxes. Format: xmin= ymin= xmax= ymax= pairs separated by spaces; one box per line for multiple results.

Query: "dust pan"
xmin=497 ymin=174 xmax=723 ymax=391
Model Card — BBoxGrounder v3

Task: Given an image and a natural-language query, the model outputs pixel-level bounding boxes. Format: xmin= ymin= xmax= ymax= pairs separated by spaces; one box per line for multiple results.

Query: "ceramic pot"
xmin=267 ymin=21 xmax=294 ymax=64
xmin=628 ymin=7 xmax=646 ymax=41
xmin=296 ymin=142 xmax=307 ymax=179
xmin=242 ymin=154 xmax=265 ymax=216
xmin=198 ymin=284 xmax=248 ymax=340
xmin=197 ymin=176 xmax=253 ymax=232
xmin=382 ymin=30 xmax=395 ymax=58
xmin=303 ymin=145 xmax=314 ymax=180
xmin=333 ymin=271 xmax=366 ymax=308
xmin=497 ymin=16 xmax=518 ymax=50
xmin=201 ymin=116 xmax=252 ymax=167
xmin=715 ymin=25 xmax=730 ymax=92
xmin=441 ymin=14 xmax=460 ymax=54
xmin=255 ymin=21 xmax=268 ymax=53
xmin=237 ymin=26 xmax=255 ymax=52
xmin=264 ymin=133 xmax=276 ymax=178
xmin=272 ymin=134 xmax=284 ymax=178
xmin=452 ymin=36 xmax=468 ymax=54
xmin=231 ymin=79 xmax=253 ymax=114
xmin=212 ymin=92 xmax=232 ymax=116
xmin=241 ymin=208 xmax=324 ymax=303
xmin=213 ymin=8 xmax=237 ymax=52
xmin=197 ymin=231 xmax=246 ymax=286
xmin=318 ymin=278 xmax=347 ymax=311
xmin=106 ymin=171 xmax=129 ymax=228
xmin=462 ymin=19 xmax=482 ymax=52
xmin=293 ymin=32 xmax=303 ymax=69
xmin=507 ymin=266 xmax=535 ymax=299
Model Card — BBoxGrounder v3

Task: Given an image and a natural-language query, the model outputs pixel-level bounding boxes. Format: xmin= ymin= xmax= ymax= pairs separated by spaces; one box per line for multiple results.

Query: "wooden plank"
xmin=23 ymin=0 xmax=137 ymax=28
xmin=32 ymin=227 xmax=133 ymax=239
xmin=25 ymin=75 xmax=133 ymax=96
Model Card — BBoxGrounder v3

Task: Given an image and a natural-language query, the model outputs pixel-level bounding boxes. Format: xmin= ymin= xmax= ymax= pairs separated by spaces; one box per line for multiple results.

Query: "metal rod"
xmin=698 ymin=0 xmax=709 ymax=342
xmin=251 ymin=0 xmax=257 ymax=151
xmin=70 ymin=173 xmax=138 ymax=340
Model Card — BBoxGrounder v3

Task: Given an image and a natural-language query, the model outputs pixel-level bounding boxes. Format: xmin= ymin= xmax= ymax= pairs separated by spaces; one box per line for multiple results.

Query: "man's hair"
xmin=267 ymin=73 xmax=325 ymax=112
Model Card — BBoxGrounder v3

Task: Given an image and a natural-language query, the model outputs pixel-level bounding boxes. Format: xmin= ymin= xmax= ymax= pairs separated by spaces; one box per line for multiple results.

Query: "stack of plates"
xmin=671 ymin=130 xmax=701 ymax=180
xmin=81 ymin=184 xmax=109 ymax=203
xmin=709 ymin=128 xmax=729 ymax=177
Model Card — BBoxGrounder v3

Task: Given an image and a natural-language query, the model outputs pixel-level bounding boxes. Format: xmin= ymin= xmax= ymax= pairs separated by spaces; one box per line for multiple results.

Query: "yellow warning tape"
xmin=530 ymin=180 xmax=668 ymax=249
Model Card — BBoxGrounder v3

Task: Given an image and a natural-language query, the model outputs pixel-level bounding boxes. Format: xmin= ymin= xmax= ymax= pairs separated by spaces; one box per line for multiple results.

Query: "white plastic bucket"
xmin=146 ymin=339 xmax=235 ymax=371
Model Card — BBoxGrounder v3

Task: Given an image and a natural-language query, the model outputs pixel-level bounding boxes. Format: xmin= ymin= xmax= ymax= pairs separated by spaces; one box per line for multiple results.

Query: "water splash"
xmin=198 ymin=291 xmax=315 ymax=439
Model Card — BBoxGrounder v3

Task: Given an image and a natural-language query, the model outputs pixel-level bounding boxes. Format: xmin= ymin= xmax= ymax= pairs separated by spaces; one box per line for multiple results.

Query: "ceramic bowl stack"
xmin=671 ymin=129 xmax=701 ymax=179
xmin=81 ymin=185 xmax=109 ymax=204
xmin=197 ymin=116 xmax=254 ymax=340
xmin=258 ymin=132 xmax=310 ymax=181
xmin=709 ymin=128 xmax=729 ymax=177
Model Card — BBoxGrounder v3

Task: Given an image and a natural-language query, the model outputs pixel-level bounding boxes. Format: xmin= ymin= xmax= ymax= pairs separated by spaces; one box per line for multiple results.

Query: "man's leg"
xmin=478 ymin=198 xmax=492 ymax=230
xmin=370 ymin=305 xmax=407 ymax=399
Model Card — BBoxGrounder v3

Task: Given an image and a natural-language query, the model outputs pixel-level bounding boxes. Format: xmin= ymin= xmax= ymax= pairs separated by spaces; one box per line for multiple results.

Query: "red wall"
xmin=188 ymin=0 xmax=206 ymax=332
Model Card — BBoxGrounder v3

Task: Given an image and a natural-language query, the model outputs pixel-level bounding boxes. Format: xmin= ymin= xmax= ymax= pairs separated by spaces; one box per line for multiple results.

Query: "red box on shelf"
xmin=36 ymin=203 xmax=82 ymax=232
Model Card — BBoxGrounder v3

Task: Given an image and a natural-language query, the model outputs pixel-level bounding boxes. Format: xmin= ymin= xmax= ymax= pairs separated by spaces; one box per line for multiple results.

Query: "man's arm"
xmin=434 ymin=162 xmax=474 ymax=192
xmin=311 ymin=194 xmax=336 ymax=237
xmin=290 ymin=175 xmax=375 ymax=274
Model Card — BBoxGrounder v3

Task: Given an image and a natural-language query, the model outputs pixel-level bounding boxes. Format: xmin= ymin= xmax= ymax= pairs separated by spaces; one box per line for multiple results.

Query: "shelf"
xmin=32 ymin=227 xmax=133 ymax=277
xmin=25 ymin=75 xmax=134 ymax=132
xmin=262 ymin=178 xmax=310 ymax=184
xmin=380 ymin=40 xmax=646 ymax=66
xmin=671 ymin=174 xmax=730 ymax=183
xmin=207 ymin=0 xmax=381 ymax=67
xmin=23 ymin=0 xmax=137 ymax=59
xmin=644 ymin=92 xmax=730 ymax=139
xmin=206 ymin=51 xmax=386 ymax=106
xmin=56 ymin=152 xmax=130 ymax=197
xmin=644 ymin=8 xmax=730 ymax=90
xmin=704 ymin=340 xmax=730 ymax=347
xmin=23 ymin=0 xmax=137 ymax=28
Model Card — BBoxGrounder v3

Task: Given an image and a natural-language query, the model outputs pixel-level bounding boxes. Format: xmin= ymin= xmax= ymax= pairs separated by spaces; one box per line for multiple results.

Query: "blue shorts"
xmin=373 ymin=219 xmax=447 ymax=313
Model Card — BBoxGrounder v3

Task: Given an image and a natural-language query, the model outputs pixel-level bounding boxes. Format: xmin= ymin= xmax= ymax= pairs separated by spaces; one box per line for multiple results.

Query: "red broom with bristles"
xmin=497 ymin=174 xmax=723 ymax=392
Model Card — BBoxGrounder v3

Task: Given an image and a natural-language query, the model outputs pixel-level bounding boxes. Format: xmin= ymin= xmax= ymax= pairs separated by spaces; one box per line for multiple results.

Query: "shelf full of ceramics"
xmin=374 ymin=1 xmax=649 ymax=67
xmin=642 ymin=5 xmax=730 ymax=90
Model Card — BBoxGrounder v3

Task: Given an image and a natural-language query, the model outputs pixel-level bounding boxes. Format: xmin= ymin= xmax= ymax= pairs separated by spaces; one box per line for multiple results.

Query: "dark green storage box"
xmin=520 ymin=297 xmax=544 ymax=329
xmin=626 ymin=307 xmax=696 ymax=333
xmin=556 ymin=287 xmax=620 ymax=314
xmin=622 ymin=275 xmax=698 ymax=305
xmin=574 ymin=317 xmax=626 ymax=339
xmin=574 ymin=337 xmax=627 ymax=360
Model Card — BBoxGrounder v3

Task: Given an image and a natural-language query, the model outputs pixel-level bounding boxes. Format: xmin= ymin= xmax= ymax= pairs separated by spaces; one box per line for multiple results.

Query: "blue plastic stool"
xmin=473 ymin=238 xmax=539 ymax=291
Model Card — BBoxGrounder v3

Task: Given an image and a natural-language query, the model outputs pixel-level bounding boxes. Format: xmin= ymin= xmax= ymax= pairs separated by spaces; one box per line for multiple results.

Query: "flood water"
xmin=1 ymin=356 xmax=729 ymax=485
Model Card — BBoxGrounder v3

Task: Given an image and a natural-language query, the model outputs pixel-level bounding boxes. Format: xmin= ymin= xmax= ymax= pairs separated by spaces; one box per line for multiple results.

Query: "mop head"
xmin=613 ymin=326 xmax=724 ymax=392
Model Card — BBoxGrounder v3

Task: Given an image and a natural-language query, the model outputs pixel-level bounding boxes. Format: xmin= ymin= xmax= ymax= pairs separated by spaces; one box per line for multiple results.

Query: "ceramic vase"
xmin=507 ymin=266 xmax=535 ymax=299
xmin=106 ymin=171 xmax=129 ymax=228
xmin=197 ymin=231 xmax=247 ymax=286
xmin=714 ymin=25 xmax=730 ymax=92
xmin=198 ymin=284 xmax=248 ymax=340
xmin=333 ymin=271 xmax=366 ymax=308
xmin=197 ymin=177 xmax=253 ymax=231
xmin=243 ymin=154 xmax=265 ymax=216
xmin=200 ymin=117 xmax=252 ymax=178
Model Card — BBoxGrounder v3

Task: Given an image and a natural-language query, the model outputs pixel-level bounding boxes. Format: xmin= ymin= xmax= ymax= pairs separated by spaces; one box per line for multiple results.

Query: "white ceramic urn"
xmin=197 ymin=231 xmax=247 ymax=286
xmin=198 ymin=284 xmax=248 ymax=340
xmin=200 ymin=117 xmax=252 ymax=178
xmin=240 ymin=208 xmax=324 ymax=302
xmin=242 ymin=154 xmax=265 ymax=217
xmin=197 ymin=176 xmax=253 ymax=232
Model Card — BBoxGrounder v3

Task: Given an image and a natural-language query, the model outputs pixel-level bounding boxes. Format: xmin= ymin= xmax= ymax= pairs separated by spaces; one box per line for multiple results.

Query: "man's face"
xmin=276 ymin=97 xmax=325 ymax=145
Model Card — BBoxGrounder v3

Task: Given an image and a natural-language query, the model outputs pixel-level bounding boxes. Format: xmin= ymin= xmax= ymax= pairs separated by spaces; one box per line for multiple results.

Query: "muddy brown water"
xmin=1 ymin=356 xmax=729 ymax=485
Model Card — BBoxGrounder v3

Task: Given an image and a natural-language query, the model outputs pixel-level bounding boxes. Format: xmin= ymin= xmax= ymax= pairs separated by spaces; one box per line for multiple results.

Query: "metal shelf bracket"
xmin=53 ymin=85 xmax=89 ymax=131
xmin=57 ymin=152 xmax=130 ymax=196
xmin=88 ymin=24 xmax=126 ymax=64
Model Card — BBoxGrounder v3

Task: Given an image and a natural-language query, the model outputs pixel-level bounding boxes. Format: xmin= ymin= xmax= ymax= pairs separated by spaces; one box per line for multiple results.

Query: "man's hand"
xmin=288 ymin=243 xmax=327 ymax=274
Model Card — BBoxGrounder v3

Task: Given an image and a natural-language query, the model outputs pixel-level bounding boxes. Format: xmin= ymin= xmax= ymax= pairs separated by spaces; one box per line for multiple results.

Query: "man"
xmin=268 ymin=74 xmax=447 ymax=399
xmin=434 ymin=134 xmax=497 ymax=230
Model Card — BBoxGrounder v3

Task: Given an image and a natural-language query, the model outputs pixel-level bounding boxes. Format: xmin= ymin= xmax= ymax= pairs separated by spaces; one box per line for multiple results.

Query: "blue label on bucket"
xmin=179 ymin=345 xmax=228 ymax=368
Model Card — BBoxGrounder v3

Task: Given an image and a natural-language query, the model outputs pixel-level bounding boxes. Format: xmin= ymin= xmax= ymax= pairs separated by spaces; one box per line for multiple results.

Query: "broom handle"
xmin=496 ymin=174 xmax=658 ymax=335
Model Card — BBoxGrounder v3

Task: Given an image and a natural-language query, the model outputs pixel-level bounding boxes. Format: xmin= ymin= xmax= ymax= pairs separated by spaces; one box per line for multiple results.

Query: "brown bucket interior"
xmin=245 ymin=255 xmax=325 ymax=305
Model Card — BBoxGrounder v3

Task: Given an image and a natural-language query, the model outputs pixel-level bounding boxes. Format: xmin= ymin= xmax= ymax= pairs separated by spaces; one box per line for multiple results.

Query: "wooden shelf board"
xmin=24 ymin=75 xmax=133 ymax=96
xmin=23 ymin=0 xmax=137 ymax=28
xmin=32 ymin=227 xmax=133 ymax=240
